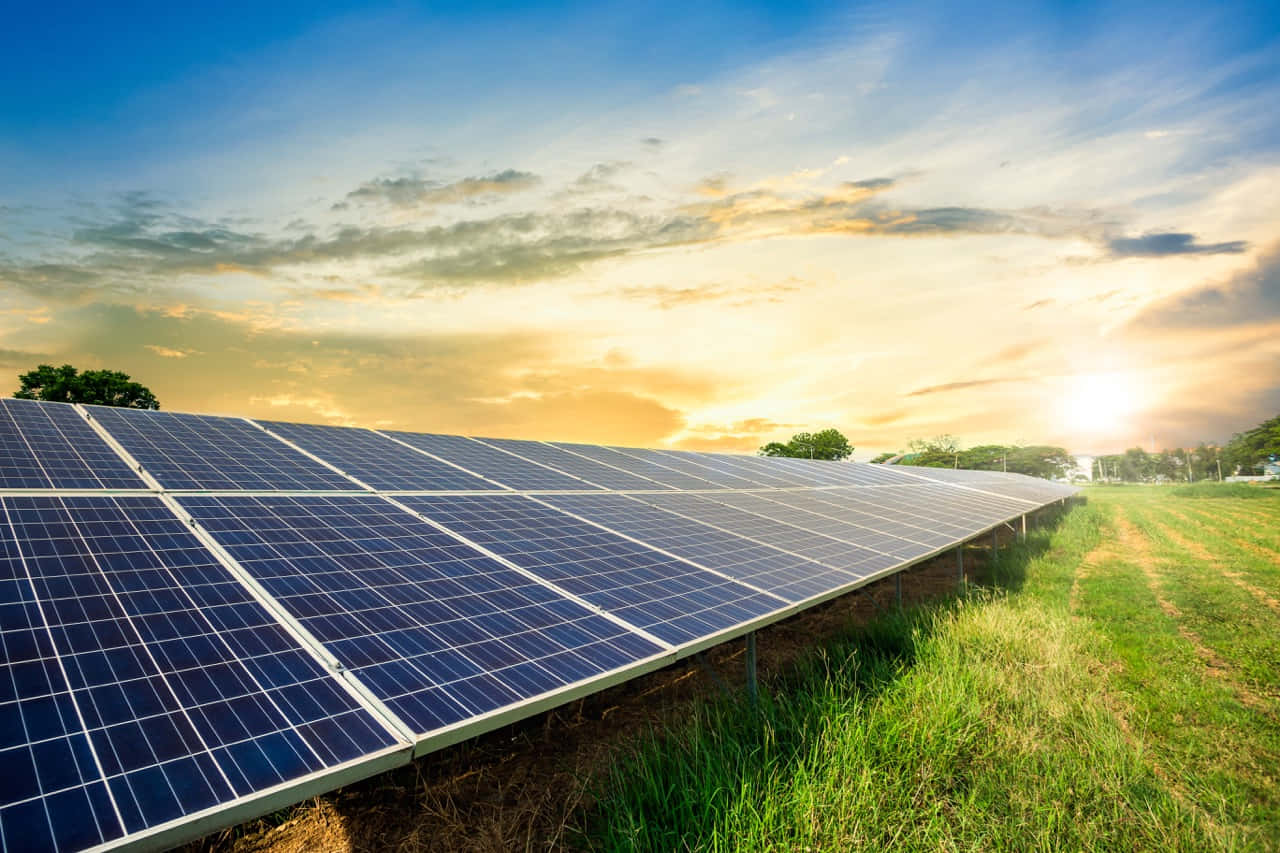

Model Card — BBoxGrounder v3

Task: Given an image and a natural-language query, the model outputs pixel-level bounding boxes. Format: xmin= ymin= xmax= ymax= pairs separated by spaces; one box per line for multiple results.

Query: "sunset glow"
xmin=1 ymin=1 xmax=1277 ymax=457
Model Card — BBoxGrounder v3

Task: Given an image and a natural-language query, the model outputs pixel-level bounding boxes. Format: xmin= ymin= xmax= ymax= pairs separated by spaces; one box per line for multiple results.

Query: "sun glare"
xmin=1060 ymin=372 xmax=1143 ymax=436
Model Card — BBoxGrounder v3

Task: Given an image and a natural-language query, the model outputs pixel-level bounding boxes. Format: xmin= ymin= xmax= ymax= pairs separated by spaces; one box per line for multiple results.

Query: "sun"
xmin=1060 ymin=372 xmax=1142 ymax=436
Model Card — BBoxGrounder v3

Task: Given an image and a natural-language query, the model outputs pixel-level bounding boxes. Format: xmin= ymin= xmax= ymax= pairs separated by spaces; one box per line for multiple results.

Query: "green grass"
xmin=580 ymin=490 xmax=1280 ymax=851
xmin=1169 ymin=482 xmax=1280 ymax=499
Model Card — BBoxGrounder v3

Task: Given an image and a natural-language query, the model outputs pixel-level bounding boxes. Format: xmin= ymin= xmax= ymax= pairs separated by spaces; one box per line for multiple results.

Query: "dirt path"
xmin=1074 ymin=512 xmax=1230 ymax=843
xmin=1113 ymin=511 xmax=1274 ymax=718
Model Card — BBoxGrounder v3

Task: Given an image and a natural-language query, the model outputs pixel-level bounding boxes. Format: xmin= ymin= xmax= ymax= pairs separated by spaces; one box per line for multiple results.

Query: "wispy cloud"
xmin=906 ymin=376 xmax=1028 ymax=397
xmin=1107 ymin=231 xmax=1249 ymax=257
xmin=1131 ymin=242 xmax=1280 ymax=329
xmin=340 ymin=168 xmax=541 ymax=208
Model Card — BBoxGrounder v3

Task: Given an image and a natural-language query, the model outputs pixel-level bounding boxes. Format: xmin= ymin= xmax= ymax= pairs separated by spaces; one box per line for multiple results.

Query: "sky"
xmin=2 ymin=0 xmax=1278 ymax=458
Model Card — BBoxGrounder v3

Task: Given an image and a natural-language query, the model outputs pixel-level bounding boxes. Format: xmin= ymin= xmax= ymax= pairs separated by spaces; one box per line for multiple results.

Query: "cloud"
xmin=3 ymin=304 xmax=707 ymax=445
xmin=616 ymin=279 xmax=805 ymax=309
xmin=906 ymin=376 xmax=1027 ymax=397
xmin=6 ymin=173 xmax=1254 ymax=306
xmin=342 ymin=169 xmax=541 ymax=208
xmin=1131 ymin=242 xmax=1280 ymax=329
xmin=144 ymin=344 xmax=194 ymax=358
xmin=673 ymin=417 xmax=797 ymax=453
xmin=559 ymin=161 xmax=631 ymax=196
xmin=1023 ymin=298 xmax=1054 ymax=310
xmin=640 ymin=137 xmax=664 ymax=150
xmin=1107 ymin=231 xmax=1249 ymax=257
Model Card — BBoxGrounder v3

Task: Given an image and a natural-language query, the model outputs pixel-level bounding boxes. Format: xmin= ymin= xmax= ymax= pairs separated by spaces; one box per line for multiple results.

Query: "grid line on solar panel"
xmin=256 ymin=421 xmax=498 ymax=492
xmin=716 ymin=489 xmax=966 ymax=551
xmin=85 ymin=407 xmax=360 ymax=492
xmin=380 ymin=432 xmax=592 ymax=491
xmin=619 ymin=448 xmax=766 ymax=489
xmin=0 ymin=400 xmax=147 ymax=490
xmin=537 ymin=492 xmax=865 ymax=603
xmin=710 ymin=490 xmax=949 ymax=556
xmin=633 ymin=492 xmax=909 ymax=574
xmin=473 ymin=438 xmax=673 ymax=491
xmin=547 ymin=443 xmax=720 ymax=490
xmin=680 ymin=452 xmax=806 ymax=487
xmin=0 ymin=496 xmax=401 ymax=853
xmin=398 ymin=494 xmax=787 ymax=647
xmin=177 ymin=494 xmax=666 ymax=740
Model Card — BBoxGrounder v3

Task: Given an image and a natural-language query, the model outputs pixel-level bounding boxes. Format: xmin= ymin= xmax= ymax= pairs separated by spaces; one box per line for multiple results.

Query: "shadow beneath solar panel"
xmin=183 ymin=504 xmax=1076 ymax=853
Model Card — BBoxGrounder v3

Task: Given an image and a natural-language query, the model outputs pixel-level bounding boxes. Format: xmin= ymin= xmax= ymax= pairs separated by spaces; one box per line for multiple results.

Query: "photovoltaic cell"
xmin=709 ymin=490 xmax=947 ymax=555
xmin=178 ymin=495 xmax=663 ymax=737
xmin=621 ymin=448 xmax=764 ymax=489
xmin=257 ymin=421 xmax=495 ymax=492
xmin=85 ymin=407 xmax=358 ymax=491
xmin=399 ymin=494 xmax=786 ymax=646
xmin=637 ymin=492 xmax=902 ymax=575
xmin=680 ymin=452 xmax=804 ymax=488
xmin=0 ymin=399 xmax=146 ymax=490
xmin=383 ymin=432 xmax=593 ymax=491
xmin=550 ymin=443 xmax=719 ymax=490
xmin=541 ymin=492 xmax=860 ymax=603
xmin=475 ymin=438 xmax=671 ymax=491
xmin=0 ymin=496 xmax=400 ymax=853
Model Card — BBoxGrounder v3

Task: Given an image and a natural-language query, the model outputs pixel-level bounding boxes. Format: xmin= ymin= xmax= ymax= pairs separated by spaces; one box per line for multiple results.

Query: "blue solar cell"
xmin=177 ymin=495 xmax=663 ymax=737
xmin=617 ymin=448 xmax=764 ymax=488
xmin=257 ymin=421 xmax=496 ymax=491
xmin=541 ymin=492 xmax=860 ymax=602
xmin=637 ymin=492 xmax=904 ymax=574
xmin=398 ymin=494 xmax=786 ymax=646
xmin=0 ymin=496 xmax=399 ymax=851
xmin=0 ymin=399 xmax=146 ymax=490
xmin=549 ymin=443 xmax=719 ymax=490
xmin=85 ymin=407 xmax=359 ymax=491
xmin=475 ymin=438 xmax=672 ymax=490
xmin=382 ymin=432 xmax=596 ymax=491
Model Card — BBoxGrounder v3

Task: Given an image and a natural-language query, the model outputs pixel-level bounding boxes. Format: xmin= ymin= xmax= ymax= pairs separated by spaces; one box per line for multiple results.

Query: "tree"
xmin=15 ymin=364 xmax=159 ymax=409
xmin=868 ymin=451 xmax=897 ymax=464
xmin=904 ymin=435 xmax=962 ymax=468
xmin=758 ymin=428 xmax=853 ymax=461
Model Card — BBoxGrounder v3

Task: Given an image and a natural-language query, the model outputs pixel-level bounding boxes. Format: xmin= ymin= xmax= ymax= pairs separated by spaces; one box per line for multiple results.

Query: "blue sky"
xmin=2 ymin=1 xmax=1278 ymax=455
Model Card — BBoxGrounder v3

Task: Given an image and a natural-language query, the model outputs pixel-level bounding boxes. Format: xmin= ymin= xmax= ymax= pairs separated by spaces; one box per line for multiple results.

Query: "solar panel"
xmin=549 ymin=443 xmax=719 ymax=490
xmin=0 ymin=496 xmax=402 ymax=852
xmin=0 ymin=399 xmax=146 ymax=490
xmin=709 ymin=490 xmax=947 ymax=555
xmin=85 ymin=407 xmax=359 ymax=492
xmin=680 ymin=451 xmax=805 ymax=487
xmin=754 ymin=488 xmax=973 ymax=546
xmin=382 ymin=432 xmax=593 ymax=491
xmin=0 ymin=400 xmax=1079 ymax=851
xmin=256 ymin=421 xmax=496 ymax=492
xmin=475 ymin=438 xmax=672 ymax=491
xmin=637 ymin=492 xmax=903 ymax=574
xmin=398 ymin=494 xmax=787 ymax=646
xmin=541 ymin=492 xmax=862 ymax=602
xmin=177 ymin=495 xmax=664 ymax=738
xmin=620 ymin=448 xmax=765 ymax=488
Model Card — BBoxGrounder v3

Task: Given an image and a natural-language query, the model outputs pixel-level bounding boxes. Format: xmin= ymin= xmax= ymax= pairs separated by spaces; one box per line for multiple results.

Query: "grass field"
xmin=582 ymin=486 xmax=1280 ymax=851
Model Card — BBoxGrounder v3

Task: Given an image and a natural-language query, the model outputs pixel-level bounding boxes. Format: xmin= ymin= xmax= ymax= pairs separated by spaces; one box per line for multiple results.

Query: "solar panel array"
xmin=0 ymin=401 xmax=1076 ymax=851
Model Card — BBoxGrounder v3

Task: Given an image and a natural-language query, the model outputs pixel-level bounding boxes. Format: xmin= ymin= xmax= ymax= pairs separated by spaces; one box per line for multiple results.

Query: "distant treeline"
xmin=870 ymin=436 xmax=1074 ymax=481
xmin=1092 ymin=412 xmax=1279 ymax=483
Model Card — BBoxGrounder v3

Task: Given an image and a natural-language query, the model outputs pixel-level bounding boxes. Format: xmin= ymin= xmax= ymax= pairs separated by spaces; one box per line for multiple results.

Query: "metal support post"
xmin=895 ymin=572 xmax=903 ymax=611
xmin=992 ymin=528 xmax=998 ymax=552
xmin=956 ymin=545 xmax=965 ymax=589
xmin=1019 ymin=514 xmax=1027 ymax=542
xmin=745 ymin=632 xmax=758 ymax=706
